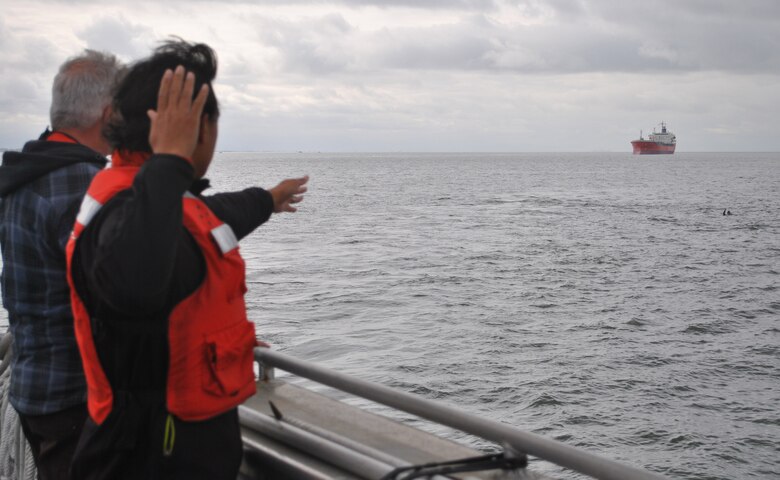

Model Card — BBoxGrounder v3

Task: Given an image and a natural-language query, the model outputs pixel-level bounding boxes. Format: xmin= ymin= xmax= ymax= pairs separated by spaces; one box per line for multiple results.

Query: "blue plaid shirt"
xmin=0 ymin=136 xmax=105 ymax=415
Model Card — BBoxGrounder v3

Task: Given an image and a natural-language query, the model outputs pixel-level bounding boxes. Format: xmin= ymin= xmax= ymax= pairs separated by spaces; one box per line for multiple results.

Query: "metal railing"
xmin=252 ymin=347 xmax=669 ymax=480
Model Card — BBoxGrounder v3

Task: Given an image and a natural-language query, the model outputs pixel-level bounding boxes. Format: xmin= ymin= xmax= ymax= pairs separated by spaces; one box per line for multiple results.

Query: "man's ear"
xmin=101 ymin=105 xmax=113 ymax=123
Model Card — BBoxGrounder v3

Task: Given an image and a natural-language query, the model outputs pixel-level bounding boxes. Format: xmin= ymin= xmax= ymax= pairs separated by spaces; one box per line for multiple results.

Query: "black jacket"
xmin=0 ymin=130 xmax=107 ymax=415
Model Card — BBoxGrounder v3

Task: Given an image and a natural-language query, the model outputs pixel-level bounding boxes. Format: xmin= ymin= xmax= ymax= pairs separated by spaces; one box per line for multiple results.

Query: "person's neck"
xmin=58 ymin=123 xmax=110 ymax=156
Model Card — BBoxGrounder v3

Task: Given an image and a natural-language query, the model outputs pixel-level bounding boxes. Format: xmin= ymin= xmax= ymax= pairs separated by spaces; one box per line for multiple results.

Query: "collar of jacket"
xmin=111 ymin=150 xmax=151 ymax=167
xmin=109 ymin=150 xmax=208 ymax=194
xmin=46 ymin=131 xmax=80 ymax=144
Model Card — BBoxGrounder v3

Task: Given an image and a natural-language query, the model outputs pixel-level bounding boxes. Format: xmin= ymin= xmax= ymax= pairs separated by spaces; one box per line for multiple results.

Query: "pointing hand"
xmin=269 ymin=176 xmax=309 ymax=213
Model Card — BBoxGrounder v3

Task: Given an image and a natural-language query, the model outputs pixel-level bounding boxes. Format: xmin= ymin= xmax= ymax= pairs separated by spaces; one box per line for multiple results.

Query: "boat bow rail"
xmin=239 ymin=347 xmax=669 ymax=480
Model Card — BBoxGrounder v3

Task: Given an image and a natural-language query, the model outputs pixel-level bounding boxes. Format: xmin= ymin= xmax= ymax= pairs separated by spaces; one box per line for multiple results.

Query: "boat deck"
xmin=240 ymin=378 xmax=546 ymax=479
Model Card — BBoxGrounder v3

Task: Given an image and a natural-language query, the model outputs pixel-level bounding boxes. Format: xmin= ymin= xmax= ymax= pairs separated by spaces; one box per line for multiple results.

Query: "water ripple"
xmin=199 ymin=152 xmax=780 ymax=480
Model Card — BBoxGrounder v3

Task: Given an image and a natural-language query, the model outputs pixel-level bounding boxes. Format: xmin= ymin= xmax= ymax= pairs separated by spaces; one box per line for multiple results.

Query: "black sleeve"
xmin=202 ymin=187 xmax=274 ymax=241
xmin=77 ymin=154 xmax=195 ymax=315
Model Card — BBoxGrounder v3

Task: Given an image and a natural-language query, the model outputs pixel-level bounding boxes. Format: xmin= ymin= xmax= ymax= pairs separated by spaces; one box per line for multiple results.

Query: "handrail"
xmin=254 ymin=347 xmax=669 ymax=480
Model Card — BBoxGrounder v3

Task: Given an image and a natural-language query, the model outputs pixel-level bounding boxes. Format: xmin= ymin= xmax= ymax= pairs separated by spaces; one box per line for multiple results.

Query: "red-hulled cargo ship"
xmin=631 ymin=122 xmax=676 ymax=154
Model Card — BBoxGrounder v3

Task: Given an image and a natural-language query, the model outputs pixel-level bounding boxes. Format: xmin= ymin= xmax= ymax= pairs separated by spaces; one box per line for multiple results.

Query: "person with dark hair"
xmin=0 ymin=50 xmax=123 ymax=480
xmin=66 ymin=40 xmax=308 ymax=479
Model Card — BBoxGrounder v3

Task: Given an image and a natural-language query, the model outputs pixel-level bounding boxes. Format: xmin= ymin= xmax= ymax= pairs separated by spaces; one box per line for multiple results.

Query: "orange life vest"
xmin=66 ymin=165 xmax=257 ymax=425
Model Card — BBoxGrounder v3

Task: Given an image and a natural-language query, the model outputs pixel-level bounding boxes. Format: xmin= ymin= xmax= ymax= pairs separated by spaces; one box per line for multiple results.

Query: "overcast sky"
xmin=2 ymin=0 xmax=779 ymax=152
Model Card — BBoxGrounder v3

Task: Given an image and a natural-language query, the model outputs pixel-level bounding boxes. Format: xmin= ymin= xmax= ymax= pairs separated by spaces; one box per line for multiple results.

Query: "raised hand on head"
xmin=147 ymin=65 xmax=209 ymax=159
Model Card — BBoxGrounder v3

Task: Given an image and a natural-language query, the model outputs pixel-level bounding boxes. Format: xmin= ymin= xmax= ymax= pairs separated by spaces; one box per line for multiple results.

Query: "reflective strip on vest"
xmin=211 ymin=224 xmax=239 ymax=255
xmin=187 ymin=190 xmax=239 ymax=254
xmin=76 ymin=194 xmax=103 ymax=227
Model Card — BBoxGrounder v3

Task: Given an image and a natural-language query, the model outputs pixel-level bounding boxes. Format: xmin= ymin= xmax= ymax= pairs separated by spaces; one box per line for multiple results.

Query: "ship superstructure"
xmin=631 ymin=122 xmax=676 ymax=154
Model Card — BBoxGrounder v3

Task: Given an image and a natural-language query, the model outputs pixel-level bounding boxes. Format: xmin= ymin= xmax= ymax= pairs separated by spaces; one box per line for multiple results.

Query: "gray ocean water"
xmin=1 ymin=152 xmax=778 ymax=479
xmin=209 ymin=152 xmax=779 ymax=480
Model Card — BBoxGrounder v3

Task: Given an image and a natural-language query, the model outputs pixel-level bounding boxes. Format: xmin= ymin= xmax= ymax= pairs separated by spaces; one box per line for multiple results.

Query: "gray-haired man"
xmin=0 ymin=50 xmax=124 ymax=479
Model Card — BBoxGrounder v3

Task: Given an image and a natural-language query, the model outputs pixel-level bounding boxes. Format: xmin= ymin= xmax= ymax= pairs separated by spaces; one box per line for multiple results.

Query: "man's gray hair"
xmin=50 ymin=50 xmax=124 ymax=131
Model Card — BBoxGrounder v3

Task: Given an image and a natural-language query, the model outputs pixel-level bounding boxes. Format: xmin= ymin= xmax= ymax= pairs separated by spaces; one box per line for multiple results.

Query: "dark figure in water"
xmin=723 ymin=209 xmax=732 ymax=216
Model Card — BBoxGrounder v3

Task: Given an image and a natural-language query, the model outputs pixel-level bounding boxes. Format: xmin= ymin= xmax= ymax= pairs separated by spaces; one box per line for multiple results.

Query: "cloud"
xmin=1 ymin=0 xmax=779 ymax=151
xmin=14 ymin=1 xmax=780 ymax=75
xmin=0 ymin=16 xmax=6 ymax=49
xmin=332 ymin=0 xmax=499 ymax=8
xmin=566 ymin=0 xmax=780 ymax=72
xmin=251 ymin=13 xmax=356 ymax=74
xmin=0 ymin=29 xmax=60 ymax=76
xmin=228 ymin=2 xmax=780 ymax=75
xmin=77 ymin=15 xmax=157 ymax=60
xmin=225 ymin=0 xmax=502 ymax=8
xmin=0 ymin=17 xmax=60 ymax=125
xmin=26 ymin=0 xmax=500 ymax=8
xmin=215 ymin=69 xmax=780 ymax=152
xmin=367 ymin=17 xmax=670 ymax=73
